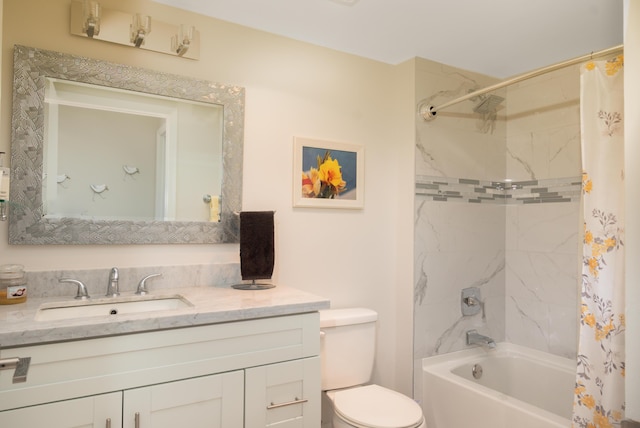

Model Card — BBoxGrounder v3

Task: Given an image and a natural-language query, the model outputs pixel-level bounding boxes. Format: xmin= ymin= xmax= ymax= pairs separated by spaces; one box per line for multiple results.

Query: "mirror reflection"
xmin=9 ymin=45 xmax=244 ymax=245
xmin=44 ymin=78 xmax=223 ymax=222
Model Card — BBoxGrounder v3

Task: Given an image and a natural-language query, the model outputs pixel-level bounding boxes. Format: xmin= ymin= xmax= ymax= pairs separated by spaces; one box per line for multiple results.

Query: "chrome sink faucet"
xmin=106 ymin=267 xmax=120 ymax=297
xmin=135 ymin=273 xmax=162 ymax=295
xmin=466 ymin=329 xmax=496 ymax=349
xmin=58 ymin=278 xmax=91 ymax=300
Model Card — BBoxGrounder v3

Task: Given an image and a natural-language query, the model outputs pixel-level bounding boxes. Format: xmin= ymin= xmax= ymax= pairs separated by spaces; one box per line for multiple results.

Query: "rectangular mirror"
xmin=9 ymin=45 xmax=244 ymax=244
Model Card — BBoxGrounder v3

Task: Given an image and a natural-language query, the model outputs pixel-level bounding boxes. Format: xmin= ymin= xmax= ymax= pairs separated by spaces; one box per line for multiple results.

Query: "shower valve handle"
xmin=464 ymin=296 xmax=478 ymax=306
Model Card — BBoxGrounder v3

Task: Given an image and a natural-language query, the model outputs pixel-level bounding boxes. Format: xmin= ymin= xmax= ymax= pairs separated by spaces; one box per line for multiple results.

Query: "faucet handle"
xmin=464 ymin=296 xmax=478 ymax=306
xmin=135 ymin=273 xmax=162 ymax=295
xmin=59 ymin=278 xmax=91 ymax=300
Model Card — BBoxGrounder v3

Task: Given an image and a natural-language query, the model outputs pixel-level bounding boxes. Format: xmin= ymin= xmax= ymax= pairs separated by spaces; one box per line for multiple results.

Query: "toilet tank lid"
xmin=319 ymin=308 xmax=378 ymax=327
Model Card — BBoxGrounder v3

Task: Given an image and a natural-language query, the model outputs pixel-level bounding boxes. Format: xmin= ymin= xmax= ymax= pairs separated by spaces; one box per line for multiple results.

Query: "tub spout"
xmin=466 ymin=329 xmax=496 ymax=349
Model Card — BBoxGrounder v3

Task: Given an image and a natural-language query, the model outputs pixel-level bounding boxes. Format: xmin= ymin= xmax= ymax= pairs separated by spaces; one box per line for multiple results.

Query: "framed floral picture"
xmin=293 ymin=137 xmax=364 ymax=209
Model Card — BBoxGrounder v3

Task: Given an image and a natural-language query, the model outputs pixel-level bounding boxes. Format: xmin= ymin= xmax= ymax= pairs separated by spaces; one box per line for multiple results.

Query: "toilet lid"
xmin=333 ymin=384 xmax=424 ymax=428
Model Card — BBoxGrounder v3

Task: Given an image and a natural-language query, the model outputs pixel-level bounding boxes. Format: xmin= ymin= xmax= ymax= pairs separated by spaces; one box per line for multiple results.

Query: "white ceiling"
xmin=153 ymin=0 xmax=624 ymax=78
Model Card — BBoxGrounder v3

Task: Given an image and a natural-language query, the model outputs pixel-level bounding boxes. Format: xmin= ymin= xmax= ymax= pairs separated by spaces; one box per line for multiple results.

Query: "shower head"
xmin=472 ymin=94 xmax=505 ymax=114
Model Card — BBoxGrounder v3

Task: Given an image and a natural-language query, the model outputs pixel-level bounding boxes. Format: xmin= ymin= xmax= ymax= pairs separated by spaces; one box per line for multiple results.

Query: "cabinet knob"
xmin=105 ymin=418 xmax=111 ymax=428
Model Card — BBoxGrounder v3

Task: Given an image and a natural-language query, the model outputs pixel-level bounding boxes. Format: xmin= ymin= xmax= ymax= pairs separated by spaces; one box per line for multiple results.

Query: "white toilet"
xmin=320 ymin=308 xmax=426 ymax=428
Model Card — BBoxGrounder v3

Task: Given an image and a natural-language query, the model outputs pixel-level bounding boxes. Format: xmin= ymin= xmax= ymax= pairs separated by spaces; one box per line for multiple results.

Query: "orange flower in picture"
xmin=301 ymin=168 xmax=321 ymax=198
xmin=300 ymin=150 xmax=350 ymax=199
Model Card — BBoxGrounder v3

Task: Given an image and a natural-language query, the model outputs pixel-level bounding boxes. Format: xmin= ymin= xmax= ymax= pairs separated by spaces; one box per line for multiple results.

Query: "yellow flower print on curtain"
xmin=605 ymin=55 xmax=624 ymax=76
xmin=583 ymin=210 xmax=623 ymax=278
xmin=572 ymin=56 xmax=625 ymax=428
xmin=582 ymin=172 xmax=593 ymax=194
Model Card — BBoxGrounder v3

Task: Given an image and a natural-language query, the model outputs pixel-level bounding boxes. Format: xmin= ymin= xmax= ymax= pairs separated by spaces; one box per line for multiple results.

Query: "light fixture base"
xmin=70 ymin=0 xmax=199 ymax=60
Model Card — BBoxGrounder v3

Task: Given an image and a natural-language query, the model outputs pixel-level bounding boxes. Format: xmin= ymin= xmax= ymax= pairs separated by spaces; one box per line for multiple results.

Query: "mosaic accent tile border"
xmin=415 ymin=175 xmax=582 ymax=204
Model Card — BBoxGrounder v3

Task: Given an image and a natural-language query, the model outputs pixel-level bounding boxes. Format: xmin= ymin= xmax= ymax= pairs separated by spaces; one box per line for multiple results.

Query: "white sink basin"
xmin=35 ymin=295 xmax=192 ymax=321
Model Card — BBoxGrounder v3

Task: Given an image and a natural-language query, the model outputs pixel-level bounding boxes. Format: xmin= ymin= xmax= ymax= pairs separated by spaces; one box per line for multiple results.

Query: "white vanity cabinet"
xmin=0 ymin=391 xmax=122 ymax=427
xmin=123 ymin=370 xmax=245 ymax=428
xmin=245 ymin=357 xmax=321 ymax=427
xmin=0 ymin=371 xmax=244 ymax=428
xmin=0 ymin=312 xmax=320 ymax=428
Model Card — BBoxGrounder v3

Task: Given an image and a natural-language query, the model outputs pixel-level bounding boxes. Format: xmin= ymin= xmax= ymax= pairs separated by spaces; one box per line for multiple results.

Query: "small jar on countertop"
xmin=0 ymin=264 xmax=27 ymax=305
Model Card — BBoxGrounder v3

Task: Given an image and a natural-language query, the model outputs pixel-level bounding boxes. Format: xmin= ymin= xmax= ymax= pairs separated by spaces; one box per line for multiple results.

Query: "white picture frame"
xmin=293 ymin=136 xmax=364 ymax=209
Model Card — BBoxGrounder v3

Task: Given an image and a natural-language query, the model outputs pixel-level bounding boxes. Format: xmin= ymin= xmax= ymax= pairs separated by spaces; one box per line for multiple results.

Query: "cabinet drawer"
xmin=0 ymin=312 xmax=319 ymax=411
xmin=245 ymin=357 xmax=320 ymax=428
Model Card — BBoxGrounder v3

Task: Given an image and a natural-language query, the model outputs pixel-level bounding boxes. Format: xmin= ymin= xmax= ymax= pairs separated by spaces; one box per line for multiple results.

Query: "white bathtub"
xmin=421 ymin=343 xmax=574 ymax=428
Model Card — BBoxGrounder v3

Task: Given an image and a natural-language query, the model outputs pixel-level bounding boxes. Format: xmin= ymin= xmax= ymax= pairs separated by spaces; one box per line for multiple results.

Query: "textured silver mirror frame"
xmin=9 ymin=45 xmax=243 ymax=245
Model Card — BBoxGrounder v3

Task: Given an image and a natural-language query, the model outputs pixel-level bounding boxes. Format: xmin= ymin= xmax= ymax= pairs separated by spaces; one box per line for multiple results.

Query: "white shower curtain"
xmin=573 ymin=55 xmax=625 ymax=428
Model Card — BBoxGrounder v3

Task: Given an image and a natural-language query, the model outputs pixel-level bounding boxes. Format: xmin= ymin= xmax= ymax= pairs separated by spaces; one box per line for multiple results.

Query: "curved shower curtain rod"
xmin=419 ymin=44 xmax=624 ymax=121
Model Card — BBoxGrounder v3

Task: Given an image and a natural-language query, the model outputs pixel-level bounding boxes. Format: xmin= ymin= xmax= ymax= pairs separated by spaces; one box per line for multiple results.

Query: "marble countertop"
xmin=0 ymin=285 xmax=330 ymax=348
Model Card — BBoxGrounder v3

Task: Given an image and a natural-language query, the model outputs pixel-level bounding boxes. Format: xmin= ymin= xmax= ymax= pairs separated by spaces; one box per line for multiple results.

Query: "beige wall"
xmin=0 ymin=0 xmax=415 ymax=394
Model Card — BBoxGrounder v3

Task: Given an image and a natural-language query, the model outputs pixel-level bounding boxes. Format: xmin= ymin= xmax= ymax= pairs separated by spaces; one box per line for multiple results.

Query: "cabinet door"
xmin=123 ymin=370 xmax=244 ymax=428
xmin=0 ymin=391 xmax=122 ymax=428
xmin=245 ymin=356 xmax=320 ymax=428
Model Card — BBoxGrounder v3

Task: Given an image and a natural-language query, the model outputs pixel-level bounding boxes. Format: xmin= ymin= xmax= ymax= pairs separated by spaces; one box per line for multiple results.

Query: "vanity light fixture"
xmin=70 ymin=1 xmax=200 ymax=59
xmin=130 ymin=14 xmax=152 ymax=47
xmin=82 ymin=0 xmax=101 ymax=38
xmin=172 ymin=24 xmax=195 ymax=56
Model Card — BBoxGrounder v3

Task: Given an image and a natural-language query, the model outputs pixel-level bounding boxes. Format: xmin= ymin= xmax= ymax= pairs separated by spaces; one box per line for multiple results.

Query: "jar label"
xmin=0 ymin=166 xmax=9 ymax=200
xmin=7 ymin=285 xmax=27 ymax=299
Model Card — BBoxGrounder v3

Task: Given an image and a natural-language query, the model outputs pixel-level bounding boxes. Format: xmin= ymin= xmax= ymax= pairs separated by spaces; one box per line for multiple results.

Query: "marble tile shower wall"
xmin=413 ymin=58 xmax=507 ymax=405
xmin=505 ymin=202 xmax=580 ymax=358
xmin=413 ymin=59 xmax=582 ymax=402
xmin=505 ymin=64 xmax=582 ymax=359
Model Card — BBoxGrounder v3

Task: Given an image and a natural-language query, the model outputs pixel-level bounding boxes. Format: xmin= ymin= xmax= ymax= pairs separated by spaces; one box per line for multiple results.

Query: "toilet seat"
xmin=331 ymin=384 xmax=424 ymax=428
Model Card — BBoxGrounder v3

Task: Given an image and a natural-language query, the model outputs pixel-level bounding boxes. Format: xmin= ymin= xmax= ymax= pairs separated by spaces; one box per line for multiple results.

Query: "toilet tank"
xmin=319 ymin=308 xmax=378 ymax=391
